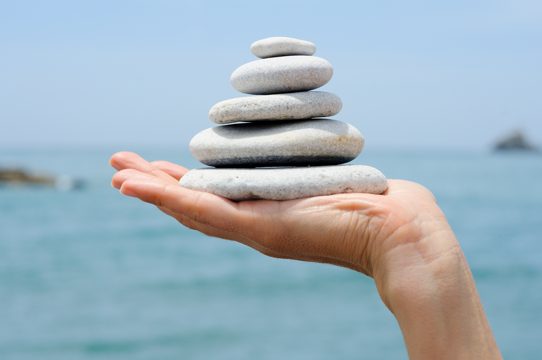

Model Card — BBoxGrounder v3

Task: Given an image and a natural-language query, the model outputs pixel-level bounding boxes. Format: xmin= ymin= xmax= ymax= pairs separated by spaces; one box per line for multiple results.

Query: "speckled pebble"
xmin=250 ymin=37 xmax=316 ymax=58
xmin=189 ymin=119 xmax=364 ymax=168
xmin=179 ymin=165 xmax=388 ymax=201
xmin=230 ymin=56 xmax=333 ymax=95
xmin=209 ymin=91 xmax=342 ymax=124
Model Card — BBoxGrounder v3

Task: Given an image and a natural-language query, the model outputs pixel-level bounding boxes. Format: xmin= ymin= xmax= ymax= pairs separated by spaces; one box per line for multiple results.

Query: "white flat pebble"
xmin=189 ymin=119 xmax=364 ymax=168
xmin=209 ymin=91 xmax=342 ymax=124
xmin=180 ymin=165 xmax=388 ymax=201
xmin=250 ymin=36 xmax=316 ymax=58
xmin=230 ymin=56 xmax=333 ymax=95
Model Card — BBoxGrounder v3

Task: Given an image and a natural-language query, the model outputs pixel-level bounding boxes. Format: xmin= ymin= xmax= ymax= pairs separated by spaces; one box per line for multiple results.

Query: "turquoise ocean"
xmin=1 ymin=147 xmax=541 ymax=359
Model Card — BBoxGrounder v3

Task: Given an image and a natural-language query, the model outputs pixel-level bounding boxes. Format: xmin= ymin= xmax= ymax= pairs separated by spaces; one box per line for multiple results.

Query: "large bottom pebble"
xmin=179 ymin=165 xmax=388 ymax=201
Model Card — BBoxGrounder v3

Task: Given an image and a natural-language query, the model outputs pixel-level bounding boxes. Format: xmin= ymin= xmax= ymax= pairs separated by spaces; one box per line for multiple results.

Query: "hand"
xmin=111 ymin=153 xmax=444 ymax=270
xmin=110 ymin=151 xmax=501 ymax=359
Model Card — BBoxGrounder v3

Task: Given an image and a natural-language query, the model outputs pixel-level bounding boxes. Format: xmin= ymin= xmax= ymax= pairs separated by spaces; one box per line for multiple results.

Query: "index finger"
xmin=110 ymin=151 xmax=178 ymax=184
xmin=120 ymin=176 xmax=248 ymax=233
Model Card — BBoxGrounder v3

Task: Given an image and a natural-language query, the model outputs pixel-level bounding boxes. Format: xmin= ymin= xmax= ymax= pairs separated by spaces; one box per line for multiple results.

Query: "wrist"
xmin=368 ymin=202 xmax=460 ymax=305
xmin=375 ymin=221 xmax=460 ymax=309
xmin=371 ymin=220 xmax=501 ymax=359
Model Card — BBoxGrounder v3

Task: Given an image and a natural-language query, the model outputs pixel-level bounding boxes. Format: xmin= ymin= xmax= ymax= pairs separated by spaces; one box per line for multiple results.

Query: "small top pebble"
xmin=251 ymin=37 xmax=316 ymax=58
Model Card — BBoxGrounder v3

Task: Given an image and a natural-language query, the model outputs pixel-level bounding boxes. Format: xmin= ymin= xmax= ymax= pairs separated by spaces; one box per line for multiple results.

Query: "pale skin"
xmin=110 ymin=151 xmax=502 ymax=359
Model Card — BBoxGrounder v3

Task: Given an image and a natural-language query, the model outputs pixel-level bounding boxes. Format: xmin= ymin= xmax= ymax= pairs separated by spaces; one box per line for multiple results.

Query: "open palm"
xmin=111 ymin=152 xmax=451 ymax=278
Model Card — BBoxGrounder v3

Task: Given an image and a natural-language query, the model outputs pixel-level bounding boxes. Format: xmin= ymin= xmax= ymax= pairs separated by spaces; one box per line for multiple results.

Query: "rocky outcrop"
xmin=0 ymin=168 xmax=84 ymax=190
xmin=494 ymin=130 xmax=538 ymax=152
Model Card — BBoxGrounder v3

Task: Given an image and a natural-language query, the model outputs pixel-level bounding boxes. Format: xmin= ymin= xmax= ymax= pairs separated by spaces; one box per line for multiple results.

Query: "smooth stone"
xmin=209 ymin=91 xmax=342 ymax=124
xmin=189 ymin=119 xmax=364 ymax=168
xmin=250 ymin=36 xmax=316 ymax=58
xmin=179 ymin=165 xmax=388 ymax=201
xmin=230 ymin=56 xmax=333 ymax=95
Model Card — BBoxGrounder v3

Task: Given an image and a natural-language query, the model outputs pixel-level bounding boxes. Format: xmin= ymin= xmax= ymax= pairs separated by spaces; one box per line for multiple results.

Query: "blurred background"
xmin=1 ymin=1 xmax=541 ymax=359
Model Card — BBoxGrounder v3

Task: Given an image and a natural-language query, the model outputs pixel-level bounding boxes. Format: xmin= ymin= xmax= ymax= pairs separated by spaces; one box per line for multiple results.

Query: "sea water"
xmin=0 ymin=147 xmax=541 ymax=359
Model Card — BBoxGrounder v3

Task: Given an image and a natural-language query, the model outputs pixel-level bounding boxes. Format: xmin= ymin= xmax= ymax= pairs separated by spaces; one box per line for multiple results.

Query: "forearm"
xmin=375 ymin=226 xmax=501 ymax=359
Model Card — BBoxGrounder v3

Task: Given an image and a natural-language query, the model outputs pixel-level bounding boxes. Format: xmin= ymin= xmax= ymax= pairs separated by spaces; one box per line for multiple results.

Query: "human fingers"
xmin=113 ymin=172 xmax=213 ymax=235
xmin=111 ymin=168 xmax=157 ymax=189
xmin=119 ymin=176 xmax=251 ymax=233
xmin=150 ymin=160 xmax=188 ymax=180
xmin=110 ymin=151 xmax=145 ymax=170
xmin=109 ymin=151 xmax=178 ymax=184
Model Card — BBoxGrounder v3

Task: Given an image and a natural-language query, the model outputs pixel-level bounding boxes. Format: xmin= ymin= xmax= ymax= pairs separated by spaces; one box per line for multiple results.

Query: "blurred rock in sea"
xmin=493 ymin=130 xmax=539 ymax=152
xmin=0 ymin=168 xmax=85 ymax=190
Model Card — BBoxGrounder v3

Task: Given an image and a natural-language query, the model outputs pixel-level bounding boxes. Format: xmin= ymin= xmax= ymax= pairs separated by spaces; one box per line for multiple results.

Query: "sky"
xmin=1 ymin=0 xmax=541 ymax=150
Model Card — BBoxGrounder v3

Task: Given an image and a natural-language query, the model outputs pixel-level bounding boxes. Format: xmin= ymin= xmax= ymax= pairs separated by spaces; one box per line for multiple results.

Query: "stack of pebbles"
xmin=180 ymin=37 xmax=387 ymax=201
